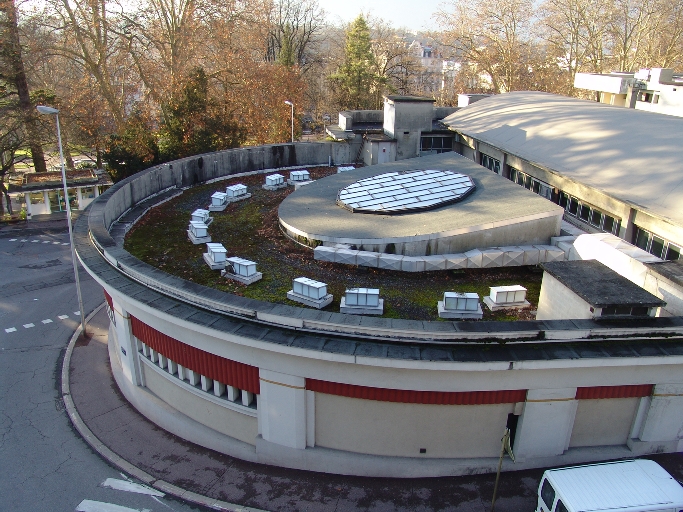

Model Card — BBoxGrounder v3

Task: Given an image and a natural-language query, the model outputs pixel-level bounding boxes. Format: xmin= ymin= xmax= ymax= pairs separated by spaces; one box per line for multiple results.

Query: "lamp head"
xmin=36 ymin=105 xmax=60 ymax=115
xmin=284 ymin=100 xmax=293 ymax=106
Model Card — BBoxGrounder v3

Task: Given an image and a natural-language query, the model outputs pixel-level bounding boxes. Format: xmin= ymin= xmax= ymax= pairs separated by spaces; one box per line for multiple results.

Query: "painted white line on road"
xmin=58 ymin=315 xmax=69 ymax=319
xmin=23 ymin=323 xmax=35 ymax=328
xmin=9 ymin=239 xmax=16 ymax=241
xmin=62 ymin=242 xmax=69 ymax=245
xmin=74 ymin=311 xmax=81 ymax=316
xmin=75 ymin=499 xmax=150 ymax=512
xmin=42 ymin=319 xmax=53 ymax=324
xmin=42 ymin=240 xmax=50 ymax=244
xmin=31 ymin=240 xmax=40 ymax=243
xmin=21 ymin=239 xmax=28 ymax=242
xmin=101 ymin=478 xmax=165 ymax=497
xmin=4 ymin=327 xmax=17 ymax=333
xmin=53 ymin=241 xmax=61 ymax=244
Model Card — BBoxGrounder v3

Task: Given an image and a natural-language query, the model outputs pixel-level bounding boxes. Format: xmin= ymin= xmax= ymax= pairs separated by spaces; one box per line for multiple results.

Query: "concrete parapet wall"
xmin=95 ymin=142 xmax=353 ymax=237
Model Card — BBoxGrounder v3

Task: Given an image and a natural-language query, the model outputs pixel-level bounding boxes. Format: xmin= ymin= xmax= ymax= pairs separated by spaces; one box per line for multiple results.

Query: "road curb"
xmin=61 ymin=302 xmax=267 ymax=512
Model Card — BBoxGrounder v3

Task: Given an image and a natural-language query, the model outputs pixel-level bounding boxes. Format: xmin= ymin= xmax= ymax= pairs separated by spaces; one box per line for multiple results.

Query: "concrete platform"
xmin=340 ymin=297 xmax=384 ymax=315
xmin=228 ymin=193 xmax=252 ymax=202
xmin=221 ymin=270 xmax=262 ymax=285
xmin=262 ymin=184 xmax=287 ymax=191
xmin=438 ymin=302 xmax=484 ymax=319
xmin=286 ymin=291 xmax=333 ymax=309
xmin=279 ymin=153 xmax=564 ymax=256
xmin=208 ymin=203 xmax=227 ymax=212
xmin=203 ymin=253 xmax=225 ymax=270
xmin=483 ymin=297 xmax=531 ymax=312
xmin=294 ymin=180 xmax=315 ymax=190
xmin=187 ymin=230 xmax=211 ymax=244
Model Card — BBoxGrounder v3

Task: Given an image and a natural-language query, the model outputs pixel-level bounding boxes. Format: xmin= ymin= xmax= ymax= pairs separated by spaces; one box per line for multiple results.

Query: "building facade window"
xmin=509 ymin=167 xmax=553 ymax=200
xmin=558 ymin=192 xmax=621 ymax=236
xmin=420 ymin=135 xmax=453 ymax=154
xmin=481 ymin=154 xmax=501 ymax=173
xmin=633 ymin=226 xmax=681 ymax=260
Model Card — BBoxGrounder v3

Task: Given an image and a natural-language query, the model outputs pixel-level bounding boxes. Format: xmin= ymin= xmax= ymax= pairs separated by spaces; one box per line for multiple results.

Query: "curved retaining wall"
xmin=75 ymin=142 xmax=683 ymax=477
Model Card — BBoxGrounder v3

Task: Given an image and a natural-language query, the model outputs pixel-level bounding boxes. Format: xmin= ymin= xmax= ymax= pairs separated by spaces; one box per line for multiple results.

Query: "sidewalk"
xmin=67 ymin=308 xmax=683 ymax=512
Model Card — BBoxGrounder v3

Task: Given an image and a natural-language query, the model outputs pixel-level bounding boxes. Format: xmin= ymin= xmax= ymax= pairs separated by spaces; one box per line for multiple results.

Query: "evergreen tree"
xmin=103 ymin=107 xmax=159 ymax=182
xmin=329 ymin=15 xmax=385 ymax=110
xmin=158 ymin=67 xmax=245 ymax=161
xmin=277 ymin=23 xmax=296 ymax=67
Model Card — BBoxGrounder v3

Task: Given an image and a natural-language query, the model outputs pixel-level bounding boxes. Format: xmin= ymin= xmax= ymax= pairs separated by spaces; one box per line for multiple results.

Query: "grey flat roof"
xmin=278 ymin=152 xmax=562 ymax=242
xmin=442 ymin=92 xmax=683 ymax=228
xmin=541 ymin=260 xmax=666 ymax=307
xmin=646 ymin=260 xmax=683 ymax=287
xmin=74 ymin=160 xmax=683 ymax=360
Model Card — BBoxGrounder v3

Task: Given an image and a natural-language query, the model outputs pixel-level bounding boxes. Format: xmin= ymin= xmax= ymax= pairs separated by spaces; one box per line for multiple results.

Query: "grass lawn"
xmin=125 ymin=167 xmax=543 ymax=321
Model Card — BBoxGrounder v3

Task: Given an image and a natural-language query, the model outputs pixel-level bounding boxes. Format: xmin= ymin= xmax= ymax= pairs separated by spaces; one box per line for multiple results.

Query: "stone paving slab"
xmin=69 ymin=308 xmax=683 ymax=512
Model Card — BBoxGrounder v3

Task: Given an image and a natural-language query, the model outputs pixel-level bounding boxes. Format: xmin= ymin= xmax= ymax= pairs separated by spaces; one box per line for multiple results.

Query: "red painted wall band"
xmin=130 ymin=316 xmax=260 ymax=394
xmin=575 ymin=384 xmax=653 ymax=400
xmin=306 ymin=379 xmax=527 ymax=405
xmin=104 ymin=289 xmax=113 ymax=309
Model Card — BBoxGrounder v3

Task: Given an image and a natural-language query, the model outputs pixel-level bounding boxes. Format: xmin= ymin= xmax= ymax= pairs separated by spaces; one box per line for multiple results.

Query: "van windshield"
xmin=541 ymin=479 xmax=556 ymax=510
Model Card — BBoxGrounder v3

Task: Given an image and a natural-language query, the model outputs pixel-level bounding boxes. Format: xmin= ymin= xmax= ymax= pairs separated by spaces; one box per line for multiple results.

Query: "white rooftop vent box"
xmin=187 ymin=221 xmax=211 ymax=244
xmin=483 ymin=285 xmax=529 ymax=311
xmin=191 ymin=209 xmax=212 ymax=226
xmin=263 ymin=174 xmax=286 ymax=190
xmin=203 ymin=243 xmax=227 ymax=270
xmin=438 ymin=292 xmax=483 ymax=319
xmin=223 ymin=183 xmax=251 ymax=203
xmin=209 ymin=191 xmax=229 ymax=210
xmin=226 ymin=184 xmax=247 ymax=197
xmin=337 ymin=166 xmax=355 ymax=173
xmin=340 ymin=288 xmax=383 ymax=315
xmin=222 ymin=256 xmax=262 ymax=284
xmin=289 ymin=170 xmax=311 ymax=185
xmin=287 ymin=277 xmax=333 ymax=309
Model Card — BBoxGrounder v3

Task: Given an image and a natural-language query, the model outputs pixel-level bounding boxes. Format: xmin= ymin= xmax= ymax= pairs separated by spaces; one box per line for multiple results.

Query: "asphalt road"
xmin=0 ymin=221 xmax=203 ymax=512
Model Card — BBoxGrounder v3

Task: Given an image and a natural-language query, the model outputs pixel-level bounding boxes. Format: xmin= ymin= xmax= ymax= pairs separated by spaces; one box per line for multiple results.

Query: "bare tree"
xmin=538 ymin=0 xmax=611 ymax=94
xmin=42 ymin=0 xmax=128 ymax=129
xmin=436 ymin=0 xmax=536 ymax=94
xmin=370 ymin=20 xmax=422 ymax=97
xmin=608 ymin=0 xmax=683 ymax=70
xmin=264 ymin=0 xmax=325 ymax=71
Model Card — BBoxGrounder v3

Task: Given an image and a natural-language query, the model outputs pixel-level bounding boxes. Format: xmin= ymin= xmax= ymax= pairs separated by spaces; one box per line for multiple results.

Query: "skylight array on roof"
xmin=337 ymin=170 xmax=475 ymax=214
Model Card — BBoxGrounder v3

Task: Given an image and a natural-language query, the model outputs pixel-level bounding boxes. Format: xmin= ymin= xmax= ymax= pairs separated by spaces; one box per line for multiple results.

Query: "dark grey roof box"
xmin=385 ymin=95 xmax=436 ymax=103
xmin=645 ymin=260 xmax=683 ymax=287
xmin=541 ymin=260 xmax=666 ymax=308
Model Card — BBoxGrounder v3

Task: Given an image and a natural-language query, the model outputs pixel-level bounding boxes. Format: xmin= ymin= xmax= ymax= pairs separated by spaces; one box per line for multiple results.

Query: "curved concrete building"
xmin=442 ymin=91 xmax=683 ymax=261
xmin=76 ymin=140 xmax=683 ymax=478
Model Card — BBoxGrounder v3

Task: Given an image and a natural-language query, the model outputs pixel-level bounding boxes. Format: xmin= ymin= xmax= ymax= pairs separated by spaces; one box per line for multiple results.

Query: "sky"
xmin=319 ymin=0 xmax=448 ymax=32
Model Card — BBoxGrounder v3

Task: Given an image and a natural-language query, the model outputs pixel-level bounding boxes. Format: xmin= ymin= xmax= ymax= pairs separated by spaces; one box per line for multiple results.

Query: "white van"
xmin=536 ymin=460 xmax=683 ymax=512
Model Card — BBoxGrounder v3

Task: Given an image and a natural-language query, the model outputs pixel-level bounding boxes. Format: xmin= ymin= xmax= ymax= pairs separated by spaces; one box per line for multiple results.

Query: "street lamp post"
xmin=284 ymin=100 xmax=294 ymax=143
xmin=36 ymin=105 xmax=87 ymax=336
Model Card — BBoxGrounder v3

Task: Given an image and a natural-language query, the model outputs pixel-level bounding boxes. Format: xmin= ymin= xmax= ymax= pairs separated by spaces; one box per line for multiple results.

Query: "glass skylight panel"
xmin=336 ymin=170 xmax=475 ymax=214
